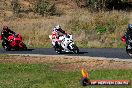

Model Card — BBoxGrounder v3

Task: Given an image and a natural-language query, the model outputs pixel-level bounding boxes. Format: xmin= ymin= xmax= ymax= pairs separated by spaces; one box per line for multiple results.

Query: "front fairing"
xmin=9 ymin=34 xmax=23 ymax=47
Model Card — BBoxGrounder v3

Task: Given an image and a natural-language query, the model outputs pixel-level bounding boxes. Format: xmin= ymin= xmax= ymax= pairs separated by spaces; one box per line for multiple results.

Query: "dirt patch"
xmin=0 ymin=55 xmax=132 ymax=71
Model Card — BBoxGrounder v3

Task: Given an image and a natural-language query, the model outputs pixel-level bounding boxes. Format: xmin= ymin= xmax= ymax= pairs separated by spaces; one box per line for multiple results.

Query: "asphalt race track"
xmin=0 ymin=48 xmax=131 ymax=59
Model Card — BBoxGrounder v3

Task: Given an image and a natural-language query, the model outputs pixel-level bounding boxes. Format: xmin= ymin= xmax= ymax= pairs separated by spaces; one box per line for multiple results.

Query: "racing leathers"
xmin=52 ymin=28 xmax=67 ymax=48
xmin=1 ymin=29 xmax=16 ymax=46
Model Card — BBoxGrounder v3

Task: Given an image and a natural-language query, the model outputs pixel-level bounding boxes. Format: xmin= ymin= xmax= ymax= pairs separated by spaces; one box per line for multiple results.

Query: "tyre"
xmin=54 ymin=42 xmax=62 ymax=54
xmin=55 ymin=47 xmax=62 ymax=54
xmin=15 ymin=47 xmax=20 ymax=51
xmin=57 ymin=49 xmax=62 ymax=54
xmin=22 ymin=42 xmax=27 ymax=50
xmin=4 ymin=46 xmax=11 ymax=51
xmin=73 ymin=48 xmax=79 ymax=54
xmin=18 ymin=42 xmax=27 ymax=50
xmin=2 ymin=41 xmax=11 ymax=51
xmin=72 ymin=44 xmax=79 ymax=54
xmin=126 ymin=46 xmax=132 ymax=58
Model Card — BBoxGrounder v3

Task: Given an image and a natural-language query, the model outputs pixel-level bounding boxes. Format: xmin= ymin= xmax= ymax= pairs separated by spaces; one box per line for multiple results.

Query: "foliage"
xmin=34 ymin=0 xmax=57 ymax=16
xmin=11 ymin=0 xmax=20 ymax=14
xmin=76 ymin=0 xmax=131 ymax=10
xmin=96 ymin=26 xmax=107 ymax=34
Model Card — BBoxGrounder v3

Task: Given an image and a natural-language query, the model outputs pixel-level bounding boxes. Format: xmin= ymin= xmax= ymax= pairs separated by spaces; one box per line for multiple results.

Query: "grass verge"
xmin=0 ymin=63 xmax=131 ymax=88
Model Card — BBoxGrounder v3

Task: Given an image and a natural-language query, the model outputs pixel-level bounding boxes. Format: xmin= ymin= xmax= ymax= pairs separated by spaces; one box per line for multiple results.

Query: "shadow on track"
xmin=61 ymin=51 xmax=88 ymax=55
xmin=78 ymin=48 xmax=132 ymax=59
xmin=8 ymin=49 xmax=35 ymax=51
xmin=24 ymin=49 xmax=34 ymax=51
xmin=78 ymin=52 xmax=88 ymax=54
xmin=60 ymin=48 xmax=132 ymax=59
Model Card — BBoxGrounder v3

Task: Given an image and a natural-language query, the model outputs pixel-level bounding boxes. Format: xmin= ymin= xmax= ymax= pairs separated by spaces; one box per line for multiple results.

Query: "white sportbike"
xmin=49 ymin=34 xmax=79 ymax=54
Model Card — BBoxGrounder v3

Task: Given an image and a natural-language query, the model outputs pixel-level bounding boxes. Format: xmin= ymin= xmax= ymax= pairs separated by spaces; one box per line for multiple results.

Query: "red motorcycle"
xmin=1 ymin=34 xmax=27 ymax=51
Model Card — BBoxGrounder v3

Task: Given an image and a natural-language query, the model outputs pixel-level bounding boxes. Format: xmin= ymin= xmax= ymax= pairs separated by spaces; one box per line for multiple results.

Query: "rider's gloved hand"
xmin=64 ymin=33 xmax=68 ymax=36
xmin=14 ymin=33 xmax=17 ymax=37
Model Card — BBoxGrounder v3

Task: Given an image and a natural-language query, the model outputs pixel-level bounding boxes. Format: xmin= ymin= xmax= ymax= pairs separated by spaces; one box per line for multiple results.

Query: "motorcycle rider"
xmin=1 ymin=26 xmax=16 ymax=47
xmin=124 ymin=24 xmax=132 ymax=41
xmin=52 ymin=25 xmax=67 ymax=48
xmin=123 ymin=24 xmax=132 ymax=50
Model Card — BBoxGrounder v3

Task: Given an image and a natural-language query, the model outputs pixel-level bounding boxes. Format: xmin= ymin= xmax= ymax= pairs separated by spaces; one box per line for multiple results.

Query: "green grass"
xmin=0 ymin=63 xmax=131 ymax=88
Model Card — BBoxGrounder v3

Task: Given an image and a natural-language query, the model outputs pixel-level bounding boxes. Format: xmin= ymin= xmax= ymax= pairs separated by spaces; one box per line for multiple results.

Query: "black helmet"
xmin=128 ymin=24 xmax=132 ymax=30
xmin=3 ymin=26 xmax=9 ymax=31
xmin=55 ymin=25 xmax=62 ymax=32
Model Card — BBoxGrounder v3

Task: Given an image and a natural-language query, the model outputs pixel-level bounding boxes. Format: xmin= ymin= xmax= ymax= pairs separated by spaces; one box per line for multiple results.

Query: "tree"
xmin=34 ymin=0 xmax=57 ymax=16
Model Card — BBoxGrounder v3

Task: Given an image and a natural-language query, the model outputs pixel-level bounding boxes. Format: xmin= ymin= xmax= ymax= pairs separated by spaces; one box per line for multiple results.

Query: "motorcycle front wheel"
xmin=126 ymin=45 xmax=132 ymax=58
xmin=72 ymin=44 xmax=79 ymax=54
xmin=21 ymin=42 xmax=27 ymax=50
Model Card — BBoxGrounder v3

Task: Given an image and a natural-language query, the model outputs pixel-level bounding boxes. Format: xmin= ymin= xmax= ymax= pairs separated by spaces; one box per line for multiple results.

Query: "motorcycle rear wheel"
xmin=54 ymin=43 xmax=62 ymax=54
xmin=4 ymin=46 xmax=11 ymax=51
xmin=2 ymin=42 xmax=11 ymax=51
xmin=55 ymin=47 xmax=62 ymax=54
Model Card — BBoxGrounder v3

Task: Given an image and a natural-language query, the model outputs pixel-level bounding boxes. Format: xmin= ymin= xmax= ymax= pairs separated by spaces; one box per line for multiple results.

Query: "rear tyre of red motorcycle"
xmin=23 ymin=46 xmax=27 ymax=50
xmin=4 ymin=46 xmax=11 ymax=51
xmin=2 ymin=42 xmax=11 ymax=51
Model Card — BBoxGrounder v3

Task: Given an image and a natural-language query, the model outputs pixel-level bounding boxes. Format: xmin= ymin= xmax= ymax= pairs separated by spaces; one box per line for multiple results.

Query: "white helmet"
xmin=55 ymin=25 xmax=61 ymax=29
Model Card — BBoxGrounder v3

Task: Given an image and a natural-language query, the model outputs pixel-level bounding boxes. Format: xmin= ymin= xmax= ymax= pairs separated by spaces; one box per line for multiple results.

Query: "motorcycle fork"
xmin=19 ymin=42 xmax=23 ymax=48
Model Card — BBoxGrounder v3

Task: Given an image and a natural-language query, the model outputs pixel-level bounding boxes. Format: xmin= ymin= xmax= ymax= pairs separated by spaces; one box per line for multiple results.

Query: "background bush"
xmin=76 ymin=0 xmax=131 ymax=11
xmin=34 ymin=0 xmax=57 ymax=16
xmin=11 ymin=0 xmax=20 ymax=14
